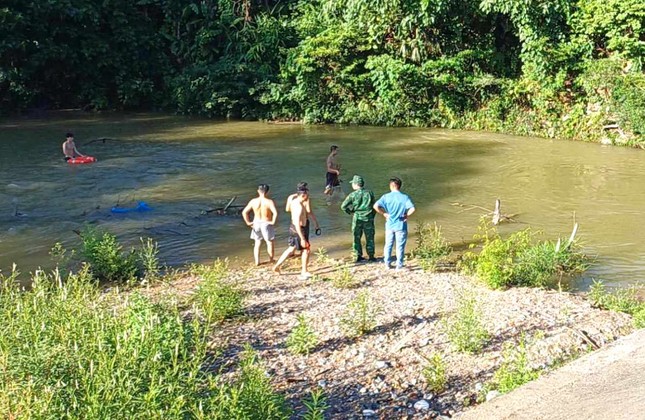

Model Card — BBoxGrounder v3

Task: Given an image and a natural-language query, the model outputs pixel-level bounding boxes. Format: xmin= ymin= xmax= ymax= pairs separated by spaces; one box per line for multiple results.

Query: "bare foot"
xmin=272 ymin=265 xmax=281 ymax=274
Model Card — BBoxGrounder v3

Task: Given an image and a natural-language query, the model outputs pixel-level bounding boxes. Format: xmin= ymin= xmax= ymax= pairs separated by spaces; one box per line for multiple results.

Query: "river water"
xmin=1 ymin=113 xmax=644 ymax=289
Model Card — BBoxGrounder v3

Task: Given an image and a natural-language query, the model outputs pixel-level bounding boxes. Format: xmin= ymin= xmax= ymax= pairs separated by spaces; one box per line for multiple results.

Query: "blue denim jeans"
xmin=384 ymin=229 xmax=408 ymax=268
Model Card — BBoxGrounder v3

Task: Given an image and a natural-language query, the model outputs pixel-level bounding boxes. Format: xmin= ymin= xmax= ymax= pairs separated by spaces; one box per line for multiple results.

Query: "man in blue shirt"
xmin=373 ymin=177 xmax=416 ymax=269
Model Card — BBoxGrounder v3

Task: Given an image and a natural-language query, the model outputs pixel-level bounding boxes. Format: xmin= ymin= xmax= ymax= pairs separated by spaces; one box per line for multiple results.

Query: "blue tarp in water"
xmin=111 ymin=201 xmax=153 ymax=213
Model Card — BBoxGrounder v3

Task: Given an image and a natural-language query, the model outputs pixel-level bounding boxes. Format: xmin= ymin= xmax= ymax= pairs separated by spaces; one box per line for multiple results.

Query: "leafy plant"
xmin=491 ymin=335 xmax=541 ymax=393
xmin=341 ymin=291 xmax=380 ymax=337
xmin=315 ymin=247 xmax=332 ymax=265
xmin=414 ymin=222 xmax=452 ymax=272
xmin=302 ymin=387 xmax=329 ymax=420
xmin=192 ymin=260 xmax=244 ymax=323
xmin=138 ymin=237 xmax=160 ymax=284
xmin=79 ymin=226 xmax=138 ymax=283
xmin=588 ymin=280 xmax=645 ymax=328
xmin=332 ymin=264 xmax=359 ymax=289
xmin=422 ymin=352 xmax=448 ymax=393
xmin=443 ymin=292 xmax=490 ymax=353
xmin=286 ymin=314 xmax=319 ymax=355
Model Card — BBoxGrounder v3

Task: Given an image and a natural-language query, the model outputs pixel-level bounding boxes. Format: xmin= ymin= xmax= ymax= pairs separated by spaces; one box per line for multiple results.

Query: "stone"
xmin=474 ymin=382 xmax=483 ymax=392
xmin=486 ymin=390 xmax=502 ymax=401
xmin=375 ymin=360 xmax=389 ymax=369
xmin=362 ymin=409 xmax=376 ymax=417
xmin=413 ymin=399 xmax=430 ymax=411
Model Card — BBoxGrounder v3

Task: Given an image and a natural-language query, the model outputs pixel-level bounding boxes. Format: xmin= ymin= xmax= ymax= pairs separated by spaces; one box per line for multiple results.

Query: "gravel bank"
xmin=152 ymin=258 xmax=634 ymax=419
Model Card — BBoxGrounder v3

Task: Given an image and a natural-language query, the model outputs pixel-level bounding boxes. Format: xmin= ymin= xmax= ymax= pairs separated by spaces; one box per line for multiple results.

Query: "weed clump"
xmin=286 ymin=314 xmax=319 ymax=355
xmin=192 ymin=260 xmax=244 ymax=323
xmin=461 ymin=220 xmax=588 ymax=289
xmin=491 ymin=335 xmax=541 ymax=394
xmin=422 ymin=352 xmax=448 ymax=393
xmin=302 ymin=387 xmax=329 ymax=420
xmin=80 ymin=226 xmax=138 ymax=283
xmin=414 ymin=222 xmax=452 ymax=272
xmin=332 ymin=264 xmax=359 ymax=289
xmin=443 ymin=292 xmax=490 ymax=354
xmin=341 ymin=291 xmax=380 ymax=337
xmin=588 ymin=280 xmax=645 ymax=328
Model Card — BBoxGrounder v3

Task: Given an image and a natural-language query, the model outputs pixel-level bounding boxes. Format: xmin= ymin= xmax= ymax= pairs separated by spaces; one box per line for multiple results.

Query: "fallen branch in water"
xmin=451 ymin=198 xmax=518 ymax=224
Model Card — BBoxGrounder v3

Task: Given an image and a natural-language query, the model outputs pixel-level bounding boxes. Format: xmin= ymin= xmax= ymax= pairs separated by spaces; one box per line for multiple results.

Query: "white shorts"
xmin=250 ymin=220 xmax=275 ymax=242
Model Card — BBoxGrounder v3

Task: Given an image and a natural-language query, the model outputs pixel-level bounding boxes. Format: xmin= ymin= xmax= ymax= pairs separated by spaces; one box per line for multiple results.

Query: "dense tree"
xmin=1 ymin=0 xmax=643 ymax=142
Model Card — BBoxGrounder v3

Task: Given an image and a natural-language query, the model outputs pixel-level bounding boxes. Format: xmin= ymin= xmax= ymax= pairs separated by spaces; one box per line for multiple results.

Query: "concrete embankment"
xmin=459 ymin=329 xmax=645 ymax=420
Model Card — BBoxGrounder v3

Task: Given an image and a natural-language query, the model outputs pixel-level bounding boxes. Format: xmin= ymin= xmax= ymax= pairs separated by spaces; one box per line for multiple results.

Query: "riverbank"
xmin=146 ymin=257 xmax=634 ymax=418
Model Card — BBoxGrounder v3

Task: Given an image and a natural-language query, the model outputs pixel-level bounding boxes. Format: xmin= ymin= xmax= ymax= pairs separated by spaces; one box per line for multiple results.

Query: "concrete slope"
xmin=459 ymin=329 xmax=645 ymax=420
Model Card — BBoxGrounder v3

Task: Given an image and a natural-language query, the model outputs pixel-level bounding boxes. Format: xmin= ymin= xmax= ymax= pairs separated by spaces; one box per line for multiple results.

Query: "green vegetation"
xmin=462 ymin=221 xmax=588 ymax=289
xmin=0 ymin=268 xmax=288 ymax=419
xmin=302 ymin=388 xmax=329 ymax=420
xmin=2 ymin=1 xmax=643 ymax=144
xmin=443 ymin=292 xmax=490 ymax=354
xmin=332 ymin=264 xmax=360 ymax=289
xmin=422 ymin=352 xmax=448 ymax=393
xmin=341 ymin=291 xmax=380 ymax=337
xmin=138 ymin=237 xmax=160 ymax=284
xmin=413 ymin=222 xmax=452 ymax=272
xmin=191 ymin=260 xmax=245 ymax=324
xmin=79 ymin=226 xmax=138 ymax=283
xmin=589 ymin=280 xmax=645 ymax=328
xmin=490 ymin=335 xmax=541 ymax=394
xmin=286 ymin=314 xmax=319 ymax=356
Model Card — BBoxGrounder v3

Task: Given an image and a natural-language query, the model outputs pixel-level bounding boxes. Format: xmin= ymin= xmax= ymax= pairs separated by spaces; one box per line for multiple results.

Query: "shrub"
xmin=302 ymin=388 xmax=329 ymax=420
xmin=286 ymin=314 xmax=319 ymax=355
xmin=138 ymin=237 xmax=160 ymax=284
xmin=192 ymin=260 xmax=245 ymax=323
xmin=491 ymin=335 xmax=541 ymax=393
xmin=463 ymin=222 xmax=588 ymax=289
xmin=443 ymin=292 xmax=490 ymax=354
xmin=341 ymin=291 xmax=380 ymax=337
xmin=315 ymin=247 xmax=332 ymax=265
xmin=332 ymin=264 xmax=359 ymax=289
xmin=414 ymin=222 xmax=452 ymax=272
xmin=79 ymin=226 xmax=138 ymax=283
xmin=422 ymin=352 xmax=448 ymax=393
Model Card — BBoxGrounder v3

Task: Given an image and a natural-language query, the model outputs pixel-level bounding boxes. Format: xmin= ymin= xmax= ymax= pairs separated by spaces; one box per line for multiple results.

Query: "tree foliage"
xmin=1 ymin=0 xmax=643 ymax=142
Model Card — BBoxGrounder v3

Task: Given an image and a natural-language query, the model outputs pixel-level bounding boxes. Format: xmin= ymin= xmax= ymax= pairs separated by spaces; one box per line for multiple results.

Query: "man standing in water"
xmin=374 ymin=177 xmax=415 ymax=270
xmin=341 ymin=175 xmax=376 ymax=262
xmin=62 ymin=132 xmax=86 ymax=161
xmin=273 ymin=189 xmax=313 ymax=280
xmin=242 ymin=184 xmax=278 ymax=266
xmin=324 ymin=145 xmax=341 ymax=196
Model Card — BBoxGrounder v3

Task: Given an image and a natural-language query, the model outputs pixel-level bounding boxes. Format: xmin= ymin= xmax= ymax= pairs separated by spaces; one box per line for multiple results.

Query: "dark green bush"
xmin=80 ymin=226 xmax=138 ymax=283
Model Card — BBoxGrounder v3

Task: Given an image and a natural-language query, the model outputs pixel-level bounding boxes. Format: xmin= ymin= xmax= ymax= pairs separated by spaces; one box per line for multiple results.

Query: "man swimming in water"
xmin=324 ymin=145 xmax=341 ymax=196
xmin=273 ymin=189 xmax=314 ymax=280
xmin=242 ymin=184 xmax=278 ymax=266
xmin=62 ymin=132 xmax=85 ymax=161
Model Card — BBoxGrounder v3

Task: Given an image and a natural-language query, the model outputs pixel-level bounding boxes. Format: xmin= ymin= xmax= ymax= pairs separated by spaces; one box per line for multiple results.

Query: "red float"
xmin=67 ymin=156 xmax=97 ymax=165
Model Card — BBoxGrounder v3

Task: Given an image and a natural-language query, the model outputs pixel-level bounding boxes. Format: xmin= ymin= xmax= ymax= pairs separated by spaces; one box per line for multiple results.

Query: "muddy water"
xmin=1 ymin=113 xmax=644 ymax=289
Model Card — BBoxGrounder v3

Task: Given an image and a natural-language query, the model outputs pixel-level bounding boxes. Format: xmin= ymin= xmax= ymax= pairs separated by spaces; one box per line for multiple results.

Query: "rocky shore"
xmin=149 ymin=258 xmax=634 ymax=419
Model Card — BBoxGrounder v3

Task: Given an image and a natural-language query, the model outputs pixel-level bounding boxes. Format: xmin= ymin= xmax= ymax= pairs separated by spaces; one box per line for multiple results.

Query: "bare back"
xmin=327 ymin=153 xmax=339 ymax=172
xmin=250 ymin=197 xmax=276 ymax=222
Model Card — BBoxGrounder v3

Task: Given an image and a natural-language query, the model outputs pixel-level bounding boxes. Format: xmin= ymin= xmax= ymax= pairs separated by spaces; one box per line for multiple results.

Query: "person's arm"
xmin=403 ymin=197 xmax=415 ymax=220
xmin=404 ymin=207 xmax=416 ymax=220
xmin=241 ymin=201 xmax=254 ymax=226
xmin=73 ymin=144 xmax=85 ymax=157
xmin=373 ymin=199 xmax=389 ymax=219
xmin=304 ymin=200 xmax=320 ymax=229
xmin=340 ymin=194 xmax=353 ymax=214
xmin=285 ymin=194 xmax=293 ymax=212
xmin=268 ymin=200 xmax=278 ymax=225
xmin=62 ymin=143 xmax=67 ymax=156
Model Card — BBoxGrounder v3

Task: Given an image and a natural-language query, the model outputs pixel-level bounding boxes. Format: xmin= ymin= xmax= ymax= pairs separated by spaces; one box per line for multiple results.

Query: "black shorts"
xmin=326 ymin=172 xmax=340 ymax=188
xmin=288 ymin=221 xmax=310 ymax=251
xmin=64 ymin=156 xmax=71 ymax=161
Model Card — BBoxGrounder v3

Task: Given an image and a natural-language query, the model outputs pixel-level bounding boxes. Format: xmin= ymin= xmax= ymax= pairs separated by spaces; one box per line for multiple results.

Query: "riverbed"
xmin=1 ymin=112 xmax=644 ymax=289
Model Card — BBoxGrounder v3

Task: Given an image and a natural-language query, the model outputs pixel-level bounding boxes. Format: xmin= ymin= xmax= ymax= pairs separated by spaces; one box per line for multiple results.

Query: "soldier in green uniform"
xmin=341 ymin=175 xmax=377 ymax=262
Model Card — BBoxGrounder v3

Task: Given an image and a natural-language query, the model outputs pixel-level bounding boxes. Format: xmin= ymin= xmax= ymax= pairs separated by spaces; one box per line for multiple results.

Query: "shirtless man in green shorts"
xmin=242 ymin=184 xmax=278 ymax=266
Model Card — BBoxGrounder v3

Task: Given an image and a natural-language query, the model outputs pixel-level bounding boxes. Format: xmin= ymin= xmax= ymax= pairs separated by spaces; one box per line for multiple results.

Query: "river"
xmin=1 ymin=112 xmax=643 ymax=289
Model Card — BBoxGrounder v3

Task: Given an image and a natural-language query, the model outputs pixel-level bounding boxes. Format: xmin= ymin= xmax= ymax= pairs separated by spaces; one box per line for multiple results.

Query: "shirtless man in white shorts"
xmin=242 ymin=184 xmax=278 ymax=266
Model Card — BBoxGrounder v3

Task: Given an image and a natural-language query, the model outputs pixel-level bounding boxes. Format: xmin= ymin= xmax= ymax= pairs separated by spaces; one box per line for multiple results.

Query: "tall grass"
xmin=0 ymin=267 xmax=288 ymax=419
xmin=413 ymin=222 xmax=452 ymax=272
xmin=192 ymin=260 xmax=245 ymax=324
xmin=443 ymin=292 xmax=490 ymax=354
xmin=589 ymin=280 xmax=645 ymax=328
